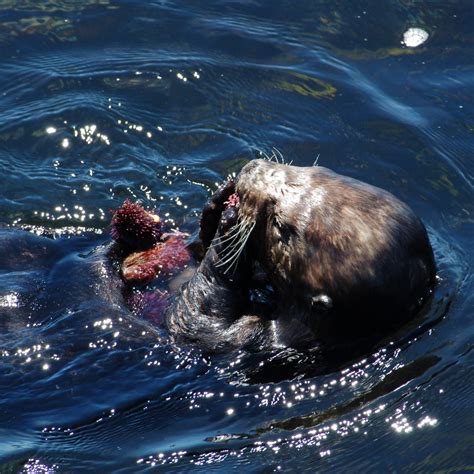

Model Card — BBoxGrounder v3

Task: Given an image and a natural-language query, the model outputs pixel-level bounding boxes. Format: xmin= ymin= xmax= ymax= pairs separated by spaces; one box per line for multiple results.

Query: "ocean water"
xmin=0 ymin=1 xmax=472 ymax=472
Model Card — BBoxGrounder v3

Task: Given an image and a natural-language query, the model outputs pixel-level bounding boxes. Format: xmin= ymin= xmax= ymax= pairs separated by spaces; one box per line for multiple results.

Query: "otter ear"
xmin=311 ymin=294 xmax=333 ymax=314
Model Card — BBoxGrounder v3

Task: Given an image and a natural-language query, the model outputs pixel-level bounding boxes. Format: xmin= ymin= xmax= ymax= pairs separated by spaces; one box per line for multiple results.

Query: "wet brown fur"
xmin=236 ymin=160 xmax=436 ymax=346
xmin=166 ymin=159 xmax=436 ymax=352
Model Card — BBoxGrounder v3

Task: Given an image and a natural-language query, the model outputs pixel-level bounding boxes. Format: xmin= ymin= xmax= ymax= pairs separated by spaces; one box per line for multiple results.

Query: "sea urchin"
xmin=111 ymin=200 xmax=162 ymax=250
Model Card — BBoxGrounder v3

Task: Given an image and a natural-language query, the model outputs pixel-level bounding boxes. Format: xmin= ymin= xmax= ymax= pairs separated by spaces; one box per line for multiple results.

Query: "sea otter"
xmin=164 ymin=159 xmax=436 ymax=352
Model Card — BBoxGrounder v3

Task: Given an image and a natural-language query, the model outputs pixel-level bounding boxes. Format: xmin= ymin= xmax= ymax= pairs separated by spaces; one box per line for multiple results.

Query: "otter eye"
xmin=273 ymin=217 xmax=295 ymax=245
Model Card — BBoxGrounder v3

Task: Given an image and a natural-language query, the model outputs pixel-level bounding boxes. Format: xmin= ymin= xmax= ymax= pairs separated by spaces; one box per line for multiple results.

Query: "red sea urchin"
xmin=121 ymin=234 xmax=191 ymax=285
xmin=111 ymin=200 xmax=162 ymax=250
xmin=110 ymin=200 xmax=191 ymax=285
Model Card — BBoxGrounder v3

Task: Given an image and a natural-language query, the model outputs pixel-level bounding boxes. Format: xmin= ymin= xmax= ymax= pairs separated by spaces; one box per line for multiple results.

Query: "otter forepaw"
xmin=199 ymin=180 xmax=236 ymax=249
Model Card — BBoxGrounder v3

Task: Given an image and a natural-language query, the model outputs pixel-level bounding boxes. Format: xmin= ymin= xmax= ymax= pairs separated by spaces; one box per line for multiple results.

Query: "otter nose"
xmin=240 ymin=160 xmax=259 ymax=174
xmin=311 ymin=294 xmax=333 ymax=315
xmin=239 ymin=159 xmax=266 ymax=176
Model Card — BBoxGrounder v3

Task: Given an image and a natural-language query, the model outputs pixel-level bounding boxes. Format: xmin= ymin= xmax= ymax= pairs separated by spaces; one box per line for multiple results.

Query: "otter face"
xmin=237 ymin=159 xmax=313 ymax=218
xmin=237 ymin=159 xmax=328 ymax=226
xmin=236 ymin=160 xmax=323 ymax=284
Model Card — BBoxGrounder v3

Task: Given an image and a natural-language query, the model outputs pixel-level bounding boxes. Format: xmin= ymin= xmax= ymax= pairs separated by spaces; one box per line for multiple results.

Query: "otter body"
xmin=165 ymin=159 xmax=436 ymax=352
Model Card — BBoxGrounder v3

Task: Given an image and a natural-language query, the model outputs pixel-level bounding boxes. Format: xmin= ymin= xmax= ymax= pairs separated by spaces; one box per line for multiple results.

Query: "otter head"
xmin=235 ymin=160 xmax=327 ymax=300
xmin=235 ymin=159 xmax=436 ymax=337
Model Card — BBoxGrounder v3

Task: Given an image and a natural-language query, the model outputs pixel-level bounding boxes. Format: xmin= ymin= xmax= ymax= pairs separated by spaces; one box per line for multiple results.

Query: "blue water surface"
xmin=0 ymin=1 xmax=473 ymax=472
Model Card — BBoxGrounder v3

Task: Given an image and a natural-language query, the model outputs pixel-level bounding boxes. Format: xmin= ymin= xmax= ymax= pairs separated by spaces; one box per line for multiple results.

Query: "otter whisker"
xmin=260 ymin=150 xmax=274 ymax=163
xmin=212 ymin=231 xmax=246 ymax=259
xmin=215 ymin=240 xmax=246 ymax=271
xmin=216 ymin=224 xmax=250 ymax=261
xmin=211 ymin=224 xmax=251 ymax=270
xmin=273 ymin=147 xmax=285 ymax=165
xmin=208 ymin=220 xmax=247 ymax=249
xmin=214 ymin=219 xmax=250 ymax=258
xmin=312 ymin=153 xmax=321 ymax=167
xmin=221 ymin=222 xmax=255 ymax=274
xmin=215 ymin=221 xmax=254 ymax=272
xmin=272 ymin=148 xmax=285 ymax=165
xmin=259 ymin=148 xmax=282 ymax=164
xmin=209 ymin=220 xmax=245 ymax=245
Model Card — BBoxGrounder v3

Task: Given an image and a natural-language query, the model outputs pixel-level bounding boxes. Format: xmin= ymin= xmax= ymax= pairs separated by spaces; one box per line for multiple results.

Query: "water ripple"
xmin=0 ymin=1 xmax=472 ymax=472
